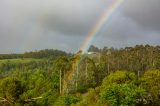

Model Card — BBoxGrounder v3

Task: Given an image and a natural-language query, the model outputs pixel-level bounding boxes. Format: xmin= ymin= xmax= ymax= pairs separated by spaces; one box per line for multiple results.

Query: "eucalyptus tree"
xmin=54 ymin=56 xmax=70 ymax=95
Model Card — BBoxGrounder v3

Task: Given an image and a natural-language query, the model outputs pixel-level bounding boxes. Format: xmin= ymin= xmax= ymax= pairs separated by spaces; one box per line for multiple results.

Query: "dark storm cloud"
xmin=36 ymin=0 xmax=109 ymax=35
xmin=122 ymin=0 xmax=160 ymax=30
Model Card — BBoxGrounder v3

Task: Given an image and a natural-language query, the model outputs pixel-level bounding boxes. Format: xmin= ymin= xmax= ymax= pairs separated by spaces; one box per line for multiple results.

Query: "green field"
xmin=0 ymin=58 xmax=43 ymax=63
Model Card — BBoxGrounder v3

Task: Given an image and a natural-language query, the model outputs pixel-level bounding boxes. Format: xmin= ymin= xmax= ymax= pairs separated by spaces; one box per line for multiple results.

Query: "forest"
xmin=0 ymin=45 xmax=160 ymax=106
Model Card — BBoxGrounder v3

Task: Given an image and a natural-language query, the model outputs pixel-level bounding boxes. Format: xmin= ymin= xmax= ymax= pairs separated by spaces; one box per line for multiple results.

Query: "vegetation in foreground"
xmin=0 ymin=45 xmax=160 ymax=106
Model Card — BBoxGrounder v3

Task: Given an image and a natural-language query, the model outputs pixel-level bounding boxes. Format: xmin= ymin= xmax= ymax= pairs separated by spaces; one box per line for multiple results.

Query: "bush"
xmin=53 ymin=95 xmax=81 ymax=106
xmin=140 ymin=70 xmax=160 ymax=105
xmin=100 ymin=83 xmax=145 ymax=106
xmin=100 ymin=71 xmax=146 ymax=106
xmin=75 ymin=87 xmax=100 ymax=106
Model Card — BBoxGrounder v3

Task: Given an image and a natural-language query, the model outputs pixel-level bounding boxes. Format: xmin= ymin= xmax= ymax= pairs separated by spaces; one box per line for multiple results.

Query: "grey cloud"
xmin=0 ymin=0 xmax=160 ymax=53
xmin=122 ymin=0 xmax=160 ymax=30
xmin=93 ymin=12 xmax=160 ymax=48
xmin=0 ymin=0 xmax=109 ymax=35
xmin=38 ymin=0 xmax=110 ymax=35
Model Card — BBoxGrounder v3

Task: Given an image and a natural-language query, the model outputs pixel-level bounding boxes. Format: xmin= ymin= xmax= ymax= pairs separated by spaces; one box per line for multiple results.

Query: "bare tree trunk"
xmin=62 ymin=69 xmax=65 ymax=95
xmin=76 ymin=64 xmax=79 ymax=91
xmin=107 ymin=56 xmax=110 ymax=74
xmin=0 ymin=97 xmax=13 ymax=106
xmin=24 ymin=97 xmax=42 ymax=102
xmin=60 ymin=68 xmax=62 ymax=95
xmin=108 ymin=63 xmax=110 ymax=73
xmin=85 ymin=63 xmax=88 ymax=84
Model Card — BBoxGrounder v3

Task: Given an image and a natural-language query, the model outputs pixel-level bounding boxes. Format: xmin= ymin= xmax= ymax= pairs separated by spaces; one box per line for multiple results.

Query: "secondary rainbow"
xmin=80 ymin=0 xmax=125 ymax=54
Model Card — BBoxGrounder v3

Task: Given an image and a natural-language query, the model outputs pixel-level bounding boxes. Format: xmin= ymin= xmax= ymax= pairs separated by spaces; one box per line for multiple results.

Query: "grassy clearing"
xmin=0 ymin=58 xmax=44 ymax=64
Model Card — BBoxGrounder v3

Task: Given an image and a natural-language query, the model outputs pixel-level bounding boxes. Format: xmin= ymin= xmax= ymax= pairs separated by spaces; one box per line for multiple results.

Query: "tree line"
xmin=0 ymin=49 xmax=69 ymax=59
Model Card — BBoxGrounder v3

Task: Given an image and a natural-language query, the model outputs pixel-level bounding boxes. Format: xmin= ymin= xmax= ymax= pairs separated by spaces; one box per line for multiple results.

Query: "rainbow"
xmin=80 ymin=0 xmax=125 ymax=54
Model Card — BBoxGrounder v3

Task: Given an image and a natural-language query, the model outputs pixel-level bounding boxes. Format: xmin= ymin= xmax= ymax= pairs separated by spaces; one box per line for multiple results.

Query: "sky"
xmin=0 ymin=0 xmax=160 ymax=53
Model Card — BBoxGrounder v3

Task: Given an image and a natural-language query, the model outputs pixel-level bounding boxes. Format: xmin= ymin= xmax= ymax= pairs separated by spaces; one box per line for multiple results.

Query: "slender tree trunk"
xmin=107 ymin=56 xmax=110 ymax=74
xmin=98 ymin=53 xmax=101 ymax=63
xmin=62 ymin=69 xmax=65 ymax=95
xmin=60 ymin=68 xmax=62 ymax=95
xmin=85 ymin=63 xmax=88 ymax=84
xmin=118 ymin=60 xmax=120 ymax=70
xmin=107 ymin=62 xmax=110 ymax=74
xmin=76 ymin=64 xmax=79 ymax=91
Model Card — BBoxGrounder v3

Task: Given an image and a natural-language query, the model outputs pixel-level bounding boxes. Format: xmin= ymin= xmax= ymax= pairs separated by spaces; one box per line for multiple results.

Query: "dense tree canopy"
xmin=0 ymin=45 xmax=160 ymax=105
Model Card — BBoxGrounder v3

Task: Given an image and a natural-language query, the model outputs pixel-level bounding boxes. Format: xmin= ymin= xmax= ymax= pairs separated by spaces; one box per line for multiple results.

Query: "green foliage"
xmin=20 ymin=69 xmax=59 ymax=105
xmin=0 ymin=77 xmax=24 ymax=105
xmin=140 ymin=70 xmax=160 ymax=105
xmin=95 ymin=61 xmax=108 ymax=85
xmin=0 ymin=54 xmax=22 ymax=59
xmin=100 ymin=71 xmax=146 ymax=106
xmin=88 ymin=45 xmax=100 ymax=52
xmin=101 ymin=71 xmax=136 ymax=86
xmin=23 ymin=49 xmax=68 ymax=59
xmin=75 ymin=87 xmax=100 ymax=106
xmin=66 ymin=57 xmax=97 ymax=93
xmin=100 ymin=83 xmax=145 ymax=106
xmin=0 ymin=49 xmax=68 ymax=59
xmin=0 ymin=45 xmax=159 ymax=105
xmin=77 ymin=57 xmax=97 ymax=92
xmin=53 ymin=95 xmax=81 ymax=106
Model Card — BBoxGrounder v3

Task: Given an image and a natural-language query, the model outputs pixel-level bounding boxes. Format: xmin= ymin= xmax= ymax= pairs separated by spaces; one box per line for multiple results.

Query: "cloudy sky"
xmin=0 ymin=0 xmax=160 ymax=53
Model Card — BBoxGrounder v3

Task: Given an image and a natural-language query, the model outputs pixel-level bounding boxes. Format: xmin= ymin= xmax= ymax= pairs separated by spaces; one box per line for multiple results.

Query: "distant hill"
xmin=0 ymin=49 xmax=70 ymax=59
